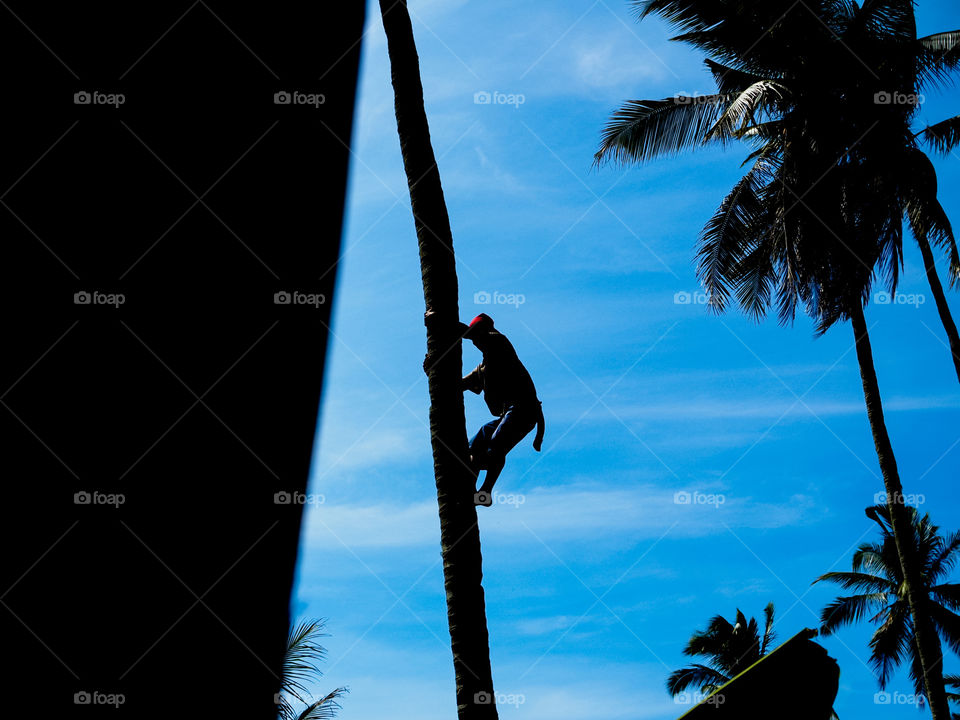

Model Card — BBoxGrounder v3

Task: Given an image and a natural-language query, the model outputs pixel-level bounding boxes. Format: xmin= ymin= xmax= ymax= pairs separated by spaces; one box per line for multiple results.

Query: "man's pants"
xmin=469 ymin=404 xmax=537 ymax=469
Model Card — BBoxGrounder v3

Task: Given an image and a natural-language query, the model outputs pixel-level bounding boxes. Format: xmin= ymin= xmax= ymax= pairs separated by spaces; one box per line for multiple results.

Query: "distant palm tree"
xmin=667 ymin=603 xmax=776 ymax=697
xmin=596 ymin=3 xmax=958 ymax=715
xmin=276 ymin=620 xmax=347 ymax=720
xmin=815 ymin=505 xmax=960 ymax=701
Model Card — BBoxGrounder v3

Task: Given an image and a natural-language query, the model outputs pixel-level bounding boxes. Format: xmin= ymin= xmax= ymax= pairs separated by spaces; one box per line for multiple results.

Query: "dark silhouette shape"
xmin=668 ymin=604 xmax=839 ymax=720
xmin=675 ymin=629 xmax=839 ymax=720
xmin=458 ymin=313 xmax=544 ymax=502
xmin=378 ymin=0 xmax=499 ymax=717
xmin=1 ymin=2 xmax=363 ymax=715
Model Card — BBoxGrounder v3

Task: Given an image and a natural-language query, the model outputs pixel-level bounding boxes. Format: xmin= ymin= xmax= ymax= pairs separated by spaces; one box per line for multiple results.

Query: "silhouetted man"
xmin=424 ymin=311 xmax=544 ymax=507
xmin=460 ymin=313 xmax=544 ymax=506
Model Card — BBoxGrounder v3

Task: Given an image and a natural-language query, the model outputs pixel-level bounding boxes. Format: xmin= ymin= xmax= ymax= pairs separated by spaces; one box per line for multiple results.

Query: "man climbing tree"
xmin=379 ymin=0 xmax=500 ymax=716
xmin=426 ymin=312 xmax=545 ymax=506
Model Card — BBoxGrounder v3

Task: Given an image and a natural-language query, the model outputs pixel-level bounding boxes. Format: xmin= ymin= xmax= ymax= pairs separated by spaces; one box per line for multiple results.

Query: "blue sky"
xmin=291 ymin=2 xmax=960 ymax=718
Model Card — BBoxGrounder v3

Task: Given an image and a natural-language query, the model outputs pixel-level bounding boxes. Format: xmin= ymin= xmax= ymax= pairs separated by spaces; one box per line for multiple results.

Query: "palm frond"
xmin=696 ymin=158 xmax=769 ymax=311
xmin=819 ymin=593 xmax=890 ymax=634
xmin=815 ymin=571 xmax=896 ymax=594
xmin=867 ymin=601 xmax=911 ymax=691
xmin=666 ymin=663 xmax=730 ymax=696
xmin=932 ymin=583 xmax=960 ymax=612
xmin=929 ymin=531 xmax=960 ymax=581
xmin=631 ymin=0 xmax=730 ymax=33
xmin=760 ymin=602 xmax=776 ymax=656
xmin=929 ymin=603 xmax=960 ymax=657
xmin=704 ymin=59 xmax=769 ymax=94
xmin=920 ymin=115 xmax=960 ymax=156
xmin=282 ymin=620 xmax=331 ymax=701
xmin=295 ymin=689 xmax=348 ymax=720
xmin=595 ymin=95 xmax=732 ymax=165
xmin=708 ymin=81 xmax=788 ymax=140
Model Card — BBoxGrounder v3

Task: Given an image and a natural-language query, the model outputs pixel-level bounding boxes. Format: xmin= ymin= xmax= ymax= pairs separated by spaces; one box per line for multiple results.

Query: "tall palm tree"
xmin=276 ymin=620 xmax=347 ymax=720
xmin=595 ymin=2 xmax=957 ymax=716
xmin=378 ymin=1 xmax=499 ymax=718
xmin=815 ymin=505 xmax=960 ymax=703
xmin=667 ymin=603 xmax=777 ymax=697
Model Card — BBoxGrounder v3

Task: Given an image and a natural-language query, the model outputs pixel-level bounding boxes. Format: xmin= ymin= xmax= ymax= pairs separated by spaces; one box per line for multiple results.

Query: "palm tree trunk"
xmin=851 ymin=306 xmax=950 ymax=720
xmin=916 ymin=233 xmax=960 ymax=384
xmin=378 ymin=2 xmax=499 ymax=718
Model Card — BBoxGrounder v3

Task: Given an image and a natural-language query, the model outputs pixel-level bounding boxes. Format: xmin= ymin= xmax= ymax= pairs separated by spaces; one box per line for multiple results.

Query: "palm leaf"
xmin=815 ymin=571 xmax=896 ymax=594
xmin=920 ymin=115 xmax=960 ymax=156
xmin=666 ymin=663 xmax=730 ymax=695
xmin=929 ymin=603 xmax=960 ymax=657
xmin=708 ymin=81 xmax=788 ymax=140
xmin=818 ymin=593 xmax=890 ymax=633
xmin=595 ymin=95 xmax=732 ymax=165
xmin=868 ymin=601 xmax=911 ymax=691
xmin=696 ymin=158 xmax=769 ymax=311
xmin=760 ymin=602 xmax=776 ymax=657
xmin=295 ymin=689 xmax=348 ymax=720
xmin=932 ymin=583 xmax=960 ymax=612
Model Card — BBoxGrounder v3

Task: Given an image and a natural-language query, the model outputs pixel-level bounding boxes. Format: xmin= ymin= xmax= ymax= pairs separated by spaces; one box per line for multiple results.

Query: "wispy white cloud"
xmin=303 ymin=482 xmax=821 ymax=550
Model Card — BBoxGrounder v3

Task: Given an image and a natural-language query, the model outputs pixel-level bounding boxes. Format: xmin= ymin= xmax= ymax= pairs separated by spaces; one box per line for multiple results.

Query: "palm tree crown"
xmin=815 ymin=505 xmax=960 ymax=696
xmin=667 ymin=602 xmax=776 ymax=696
xmin=596 ymin=0 xmax=960 ymax=334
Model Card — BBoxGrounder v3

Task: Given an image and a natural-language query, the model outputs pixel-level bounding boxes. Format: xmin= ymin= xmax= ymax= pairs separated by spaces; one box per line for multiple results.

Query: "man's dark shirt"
xmin=462 ymin=330 xmax=539 ymax=417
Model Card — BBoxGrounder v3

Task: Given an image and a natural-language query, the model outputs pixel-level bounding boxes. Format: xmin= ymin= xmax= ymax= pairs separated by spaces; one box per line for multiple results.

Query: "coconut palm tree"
xmin=276 ymin=620 xmax=347 ymax=720
xmin=595 ymin=2 xmax=957 ymax=715
xmin=667 ymin=603 xmax=777 ymax=697
xmin=378 ymin=1 xmax=499 ymax=718
xmin=814 ymin=505 xmax=960 ymax=703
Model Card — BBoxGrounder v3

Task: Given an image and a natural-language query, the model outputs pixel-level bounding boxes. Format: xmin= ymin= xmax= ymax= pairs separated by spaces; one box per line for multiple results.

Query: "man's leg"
xmin=468 ymin=419 xmax=499 ymax=485
xmin=477 ymin=456 xmax=504 ymax=495
xmin=478 ymin=407 xmax=536 ymax=495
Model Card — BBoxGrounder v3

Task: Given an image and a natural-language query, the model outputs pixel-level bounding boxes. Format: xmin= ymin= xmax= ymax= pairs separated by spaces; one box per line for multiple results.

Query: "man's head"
xmin=463 ymin=313 xmax=494 ymax=348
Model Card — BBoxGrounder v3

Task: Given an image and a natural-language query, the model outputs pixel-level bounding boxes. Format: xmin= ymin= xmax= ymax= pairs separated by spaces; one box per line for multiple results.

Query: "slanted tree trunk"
xmin=851 ymin=305 xmax=950 ymax=720
xmin=916 ymin=233 xmax=960 ymax=384
xmin=378 ymin=2 xmax=499 ymax=718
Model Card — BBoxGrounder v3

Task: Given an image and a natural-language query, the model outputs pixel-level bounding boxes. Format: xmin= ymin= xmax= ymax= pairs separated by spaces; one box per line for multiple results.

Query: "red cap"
xmin=464 ymin=313 xmax=493 ymax=337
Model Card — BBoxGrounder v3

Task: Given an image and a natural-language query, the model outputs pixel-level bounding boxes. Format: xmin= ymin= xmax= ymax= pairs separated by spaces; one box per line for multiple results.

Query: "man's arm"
xmin=462 ymin=365 xmax=482 ymax=394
